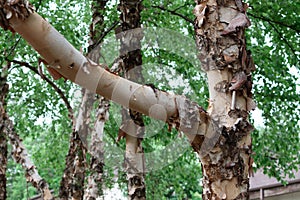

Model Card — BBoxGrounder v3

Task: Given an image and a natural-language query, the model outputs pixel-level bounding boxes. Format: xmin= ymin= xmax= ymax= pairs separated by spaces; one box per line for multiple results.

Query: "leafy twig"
xmin=91 ymin=21 xmax=119 ymax=52
xmin=151 ymin=5 xmax=193 ymax=24
xmin=8 ymin=59 xmax=74 ymax=120
xmin=248 ymin=12 xmax=300 ymax=33
xmin=268 ymin=23 xmax=300 ymax=64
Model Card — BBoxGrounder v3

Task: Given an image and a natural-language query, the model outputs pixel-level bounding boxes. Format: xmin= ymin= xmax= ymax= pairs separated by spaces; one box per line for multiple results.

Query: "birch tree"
xmin=0 ymin=0 xmax=299 ymax=199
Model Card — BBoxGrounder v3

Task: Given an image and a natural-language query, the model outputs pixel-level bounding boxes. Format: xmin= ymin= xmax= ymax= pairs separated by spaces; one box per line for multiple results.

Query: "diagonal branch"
xmin=151 ymin=5 xmax=193 ymax=24
xmin=0 ymin=3 xmax=209 ymax=150
xmin=8 ymin=59 xmax=74 ymax=120
xmin=173 ymin=2 xmax=190 ymax=12
xmin=268 ymin=22 xmax=300 ymax=64
xmin=5 ymin=118 xmax=53 ymax=199
xmin=90 ymin=21 xmax=119 ymax=52
xmin=248 ymin=12 xmax=300 ymax=33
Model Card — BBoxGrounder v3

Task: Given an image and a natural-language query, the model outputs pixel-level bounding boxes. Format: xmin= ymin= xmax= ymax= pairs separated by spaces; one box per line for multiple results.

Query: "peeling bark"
xmin=59 ymin=89 xmax=94 ymax=200
xmin=118 ymin=0 xmax=146 ymax=199
xmin=83 ymin=1 xmax=108 ymax=199
xmin=0 ymin=0 xmax=259 ymax=199
xmin=0 ymin=63 xmax=53 ymax=199
xmin=84 ymin=14 xmax=105 ymax=200
xmin=0 ymin=3 xmax=209 ymax=138
xmin=0 ymin=128 xmax=7 ymax=200
xmin=194 ymin=0 xmax=255 ymax=199
xmin=5 ymin=120 xmax=53 ymax=200
xmin=0 ymin=0 xmax=258 ymax=198
xmin=84 ymin=97 xmax=109 ymax=200
xmin=59 ymin=132 xmax=86 ymax=200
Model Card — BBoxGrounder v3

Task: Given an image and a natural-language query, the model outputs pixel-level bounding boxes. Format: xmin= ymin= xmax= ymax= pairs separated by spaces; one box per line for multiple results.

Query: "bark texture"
xmin=193 ymin=0 xmax=255 ymax=199
xmin=59 ymin=89 xmax=94 ymax=200
xmin=6 ymin=121 xmax=53 ymax=199
xmin=0 ymin=128 xmax=7 ymax=200
xmin=84 ymin=97 xmax=109 ymax=200
xmin=0 ymin=1 xmax=258 ymax=199
xmin=84 ymin=1 xmax=108 ymax=199
xmin=0 ymin=64 xmax=9 ymax=200
xmin=0 ymin=63 xmax=53 ymax=199
xmin=118 ymin=0 xmax=146 ymax=199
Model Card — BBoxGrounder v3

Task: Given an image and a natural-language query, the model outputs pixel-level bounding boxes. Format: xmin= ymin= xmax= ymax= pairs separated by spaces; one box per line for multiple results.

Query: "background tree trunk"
xmin=59 ymin=91 xmax=93 ymax=200
xmin=193 ymin=0 xmax=255 ymax=199
xmin=0 ymin=63 xmax=53 ymax=199
xmin=84 ymin=97 xmax=109 ymax=199
xmin=118 ymin=0 xmax=146 ymax=199
xmin=0 ymin=127 xmax=7 ymax=200
xmin=84 ymin=0 xmax=109 ymax=199
xmin=0 ymin=63 xmax=9 ymax=200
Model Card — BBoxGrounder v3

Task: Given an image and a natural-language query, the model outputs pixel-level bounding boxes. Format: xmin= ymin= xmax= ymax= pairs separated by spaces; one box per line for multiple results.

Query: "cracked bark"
xmin=194 ymin=0 xmax=255 ymax=199
xmin=118 ymin=0 xmax=146 ymax=199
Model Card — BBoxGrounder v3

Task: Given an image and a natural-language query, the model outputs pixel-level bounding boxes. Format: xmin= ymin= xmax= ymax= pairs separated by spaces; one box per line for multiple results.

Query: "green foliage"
xmin=1 ymin=0 xmax=299 ymax=198
xmin=146 ymin=149 xmax=202 ymax=200
xmin=6 ymin=160 xmax=36 ymax=200
xmin=0 ymin=0 xmax=91 ymax=199
xmin=246 ymin=0 xmax=300 ymax=182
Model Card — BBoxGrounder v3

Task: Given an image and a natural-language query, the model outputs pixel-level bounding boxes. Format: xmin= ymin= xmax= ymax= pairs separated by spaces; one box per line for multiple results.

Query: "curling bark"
xmin=0 ymin=63 xmax=53 ymax=199
xmin=193 ymin=0 xmax=255 ymax=199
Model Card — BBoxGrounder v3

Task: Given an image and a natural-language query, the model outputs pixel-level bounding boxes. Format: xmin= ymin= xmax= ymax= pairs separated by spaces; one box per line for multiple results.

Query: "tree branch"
xmin=151 ymin=5 xmax=193 ymax=24
xmin=8 ymin=59 xmax=74 ymax=120
xmin=1 ymin=5 xmax=209 ymax=146
xmin=173 ymin=2 xmax=190 ymax=12
xmin=90 ymin=21 xmax=119 ymax=52
xmin=268 ymin=22 xmax=300 ymax=64
xmin=35 ymin=0 xmax=43 ymax=12
xmin=5 ymin=119 xmax=53 ymax=199
xmin=248 ymin=12 xmax=300 ymax=33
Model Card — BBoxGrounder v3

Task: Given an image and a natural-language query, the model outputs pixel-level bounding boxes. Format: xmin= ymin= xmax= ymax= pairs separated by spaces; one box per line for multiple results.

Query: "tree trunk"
xmin=118 ymin=0 xmax=146 ymax=199
xmin=84 ymin=1 xmax=109 ymax=199
xmin=59 ymin=88 xmax=94 ymax=200
xmin=59 ymin=87 xmax=94 ymax=200
xmin=84 ymin=97 xmax=108 ymax=200
xmin=0 ymin=62 xmax=53 ymax=199
xmin=0 ymin=127 xmax=7 ymax=200
xmin=0 ymin=2 xmax=256 ymax=199
xmin=0 ymin=63 xmax=9 ymax=200
xmin=193 ymin=0 xmax=255 ymax=199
